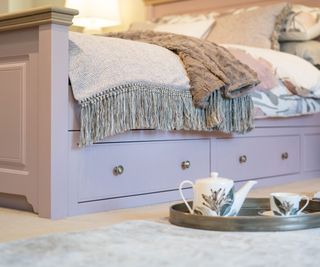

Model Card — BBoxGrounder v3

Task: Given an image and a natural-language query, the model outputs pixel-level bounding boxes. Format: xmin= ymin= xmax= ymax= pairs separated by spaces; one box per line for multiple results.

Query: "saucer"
xmin=258 ymin=210 xmax=307 ymax=217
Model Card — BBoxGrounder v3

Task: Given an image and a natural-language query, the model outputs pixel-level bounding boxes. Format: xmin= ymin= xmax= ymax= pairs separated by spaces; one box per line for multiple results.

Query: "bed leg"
xmin=37 ymin=24 xmax=70 ymax=219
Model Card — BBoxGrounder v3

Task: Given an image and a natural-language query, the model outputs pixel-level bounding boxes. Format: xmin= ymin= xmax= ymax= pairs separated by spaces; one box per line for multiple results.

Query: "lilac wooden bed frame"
xmin=0 ymin=0 xmax=320 ymax=219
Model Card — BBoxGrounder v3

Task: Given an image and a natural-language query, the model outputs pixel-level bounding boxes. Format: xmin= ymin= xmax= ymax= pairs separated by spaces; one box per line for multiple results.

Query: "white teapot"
xmin=179 ymin=172 xmax=257 ymax=216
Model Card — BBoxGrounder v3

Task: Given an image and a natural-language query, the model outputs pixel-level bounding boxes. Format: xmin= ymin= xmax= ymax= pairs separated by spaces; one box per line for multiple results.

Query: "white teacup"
xmin=270 ymin=192 xmax=309 ymax=216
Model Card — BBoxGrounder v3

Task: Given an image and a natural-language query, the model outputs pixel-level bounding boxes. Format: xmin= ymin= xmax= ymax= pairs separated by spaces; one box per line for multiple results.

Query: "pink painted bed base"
xmin=0 ymin=0 xmax=320 ymax=219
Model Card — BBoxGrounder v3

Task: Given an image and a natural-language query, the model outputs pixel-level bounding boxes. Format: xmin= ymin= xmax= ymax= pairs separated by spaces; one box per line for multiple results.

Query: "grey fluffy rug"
xmin=0 ymin=220 xmax=319 ymax=267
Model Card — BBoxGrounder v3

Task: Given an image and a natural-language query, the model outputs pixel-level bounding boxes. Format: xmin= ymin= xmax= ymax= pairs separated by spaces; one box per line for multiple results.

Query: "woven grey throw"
xmin=106 ymin=31 xmax=260 ymax=107
xmin=69 ymin=32 xmax=255 ymax=146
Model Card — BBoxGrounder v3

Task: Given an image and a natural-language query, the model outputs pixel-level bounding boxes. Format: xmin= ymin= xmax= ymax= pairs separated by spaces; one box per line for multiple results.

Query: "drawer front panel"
xmin=69 ymin=136 xmax=210 ymax=202
xmin=304 ymin=133 xmax=320 ymax=172
xmin=213 ymin=135 xmax=300 ymax=181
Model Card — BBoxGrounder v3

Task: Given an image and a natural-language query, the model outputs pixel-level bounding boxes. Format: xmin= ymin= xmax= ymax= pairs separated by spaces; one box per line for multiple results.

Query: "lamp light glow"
xmin=66 ymin=0 xmax=121 ymax=29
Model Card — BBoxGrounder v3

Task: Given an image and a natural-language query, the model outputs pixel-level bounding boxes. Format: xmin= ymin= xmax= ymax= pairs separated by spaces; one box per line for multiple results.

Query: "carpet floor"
xmin=0 ymin=220 xmax=319 ymax=267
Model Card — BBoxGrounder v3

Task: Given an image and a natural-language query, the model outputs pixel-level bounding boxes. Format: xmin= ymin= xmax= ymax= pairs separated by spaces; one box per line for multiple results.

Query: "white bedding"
xmin=252 ymin=83 xmax=320 ymax=118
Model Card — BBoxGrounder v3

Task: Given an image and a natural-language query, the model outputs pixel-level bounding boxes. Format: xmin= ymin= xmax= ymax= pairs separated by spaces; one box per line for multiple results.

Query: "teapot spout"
xmin=231 ymin=180 xmax=257 ymax=216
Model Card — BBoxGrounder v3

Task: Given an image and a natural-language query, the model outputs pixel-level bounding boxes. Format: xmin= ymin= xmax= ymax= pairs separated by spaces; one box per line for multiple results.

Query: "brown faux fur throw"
xmin=104 ymin=31 xmax=260 ymax=108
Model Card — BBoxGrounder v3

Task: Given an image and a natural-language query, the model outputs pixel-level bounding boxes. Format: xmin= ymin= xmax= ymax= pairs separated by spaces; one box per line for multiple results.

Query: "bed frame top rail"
xmin=0 ymin=6 xmax=78 ymax=32
xmin=143 ymin=0 xmax=320 ymax=20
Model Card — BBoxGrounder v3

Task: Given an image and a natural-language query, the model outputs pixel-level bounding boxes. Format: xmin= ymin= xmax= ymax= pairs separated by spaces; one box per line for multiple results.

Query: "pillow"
xmin=280 ymin=5 xmax=320 ymax=41
xmin=207 ymin=3 xmax=290 ymax=50
xmin=229 ymin=6 xmax=259 ymax=15
xmin=280 ymin=40 xmax=320 ymax=66
xmin=153 ymin=19 xmax=215 ymax=39
xmin=227 ymin=47 xmax=278 ymax=91
xmin=223 ymin=44 xmax=320 ymax=98
xmin=129 ymin=21 xmax=155 ymax=31
xmin=129 ymin=15 xmax=215 ymax=39
xmin=154 ymin=12 xmax=218 ymax=24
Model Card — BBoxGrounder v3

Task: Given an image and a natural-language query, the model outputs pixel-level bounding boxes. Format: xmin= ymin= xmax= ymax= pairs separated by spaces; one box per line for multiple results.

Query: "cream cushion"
xmin=207 ymin=3 xmax=289 ymax=50
xmin=280 ymin=40 xmax=320 ymax=66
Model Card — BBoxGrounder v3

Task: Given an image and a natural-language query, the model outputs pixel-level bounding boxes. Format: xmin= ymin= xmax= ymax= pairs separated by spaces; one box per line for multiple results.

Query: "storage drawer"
xmin=69 ymin=134 xmax=210 ymax=202
xmin=303 ymin=133 xmax=320 ymax=172
xmin=212 ymin=135 xmax=300 ymax=180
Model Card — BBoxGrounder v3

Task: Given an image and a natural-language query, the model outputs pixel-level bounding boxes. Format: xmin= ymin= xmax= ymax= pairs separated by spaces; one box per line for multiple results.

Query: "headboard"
xmin=144 ymin=0 xmax=320 ymax=20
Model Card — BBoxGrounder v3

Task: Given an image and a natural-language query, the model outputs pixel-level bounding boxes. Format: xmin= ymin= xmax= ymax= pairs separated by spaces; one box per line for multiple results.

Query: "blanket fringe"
xmin=79 ymin=84 xmax=253 ymax=147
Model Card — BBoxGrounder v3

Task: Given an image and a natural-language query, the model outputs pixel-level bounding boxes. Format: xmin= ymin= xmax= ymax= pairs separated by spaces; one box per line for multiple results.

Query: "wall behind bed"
xmin=0 ymin=0 xmax=60 ymax=13
xmin=0 ymin=0 xmax=146 ymax=32
xmin=1 ymin=0 xmax=319 ymax=29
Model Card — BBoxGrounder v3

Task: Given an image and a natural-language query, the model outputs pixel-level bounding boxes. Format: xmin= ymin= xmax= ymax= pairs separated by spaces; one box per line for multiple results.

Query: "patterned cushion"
xmin=280 ymin=5 xmax=320 ymax=41
xmin=224 ymin=44 xmax=320 ymax=99
xmin=227 ymin=47 xmax=278 ymax=91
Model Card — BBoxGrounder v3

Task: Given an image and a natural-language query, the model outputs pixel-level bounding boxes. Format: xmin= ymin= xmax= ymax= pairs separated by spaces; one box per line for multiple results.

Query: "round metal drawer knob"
xmin=113 ymin=165 xmax=124 ymax=176
xmin=181 ymin=160 xmax=191 ymax=170
xmin=282 ymin=152 xmax=289 ymax=160
xmin=239 ymin=155 xmax=247 ymax=164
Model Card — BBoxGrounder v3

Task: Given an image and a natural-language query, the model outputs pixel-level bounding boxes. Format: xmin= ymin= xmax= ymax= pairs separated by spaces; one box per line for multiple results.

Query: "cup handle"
xmin=298 ymin=195 xmax=310 ymax=215
xmin=179 ymin=180 xmax=194 ymax=214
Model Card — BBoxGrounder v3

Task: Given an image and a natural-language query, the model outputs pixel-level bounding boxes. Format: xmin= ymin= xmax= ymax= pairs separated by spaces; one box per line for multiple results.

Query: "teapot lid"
xmin=209 ymin=172 xmax=233 ymax=185
xmin=211 ymin=172 xmax=219 ymax=178
xmin=196 ymin=172 xmax=233 ymax=185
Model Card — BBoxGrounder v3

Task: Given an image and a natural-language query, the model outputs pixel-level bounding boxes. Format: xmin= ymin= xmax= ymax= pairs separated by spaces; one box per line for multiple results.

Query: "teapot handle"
xmin=298 ymin=195 xmax=309 ymax=215
xmin=179 ymin=180 xmax=194 ymax=214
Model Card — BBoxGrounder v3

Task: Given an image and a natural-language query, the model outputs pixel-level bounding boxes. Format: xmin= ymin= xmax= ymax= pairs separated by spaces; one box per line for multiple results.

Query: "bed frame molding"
xmin=0 ymin=6 xmax=78 ymax=32
xmin=1 ymin=1 xmax=320 ymax=219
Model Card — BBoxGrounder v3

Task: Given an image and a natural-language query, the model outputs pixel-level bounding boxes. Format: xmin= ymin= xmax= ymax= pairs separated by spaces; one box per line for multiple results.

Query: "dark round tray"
xmin=169 ymin=198 xmax=320 ymax=231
